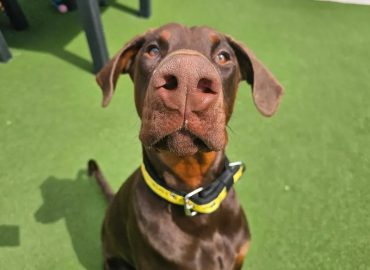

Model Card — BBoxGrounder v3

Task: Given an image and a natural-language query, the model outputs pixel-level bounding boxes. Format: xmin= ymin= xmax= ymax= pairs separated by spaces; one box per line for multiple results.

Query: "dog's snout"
xmin=152 ymin=51 xmax=222 ymax=113
xmin=197 ymin=78 xmax=216 ymax=94
xmin=162 ymin=75 xmax=178 ymax=91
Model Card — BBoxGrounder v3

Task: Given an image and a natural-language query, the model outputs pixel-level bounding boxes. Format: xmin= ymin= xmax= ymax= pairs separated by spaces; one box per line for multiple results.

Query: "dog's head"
xmin=96 ymin=23 xmax=283 ymax=156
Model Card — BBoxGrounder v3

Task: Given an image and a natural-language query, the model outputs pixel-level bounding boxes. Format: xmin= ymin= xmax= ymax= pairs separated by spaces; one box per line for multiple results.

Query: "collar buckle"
xmin=229 ymin=161 xmax=244 ymax=170
xmin=184 ymin=187 xmax=204 ymax=216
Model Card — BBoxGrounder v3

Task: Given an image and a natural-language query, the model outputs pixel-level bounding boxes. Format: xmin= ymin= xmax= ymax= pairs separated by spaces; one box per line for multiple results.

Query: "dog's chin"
xmin=152 ymin=130 xmax=212 ymax=157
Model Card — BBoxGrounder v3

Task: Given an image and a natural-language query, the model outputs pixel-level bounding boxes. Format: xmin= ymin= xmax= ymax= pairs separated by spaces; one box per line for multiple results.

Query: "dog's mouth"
xmin=152 ymin=129 xmax=211 ymax=156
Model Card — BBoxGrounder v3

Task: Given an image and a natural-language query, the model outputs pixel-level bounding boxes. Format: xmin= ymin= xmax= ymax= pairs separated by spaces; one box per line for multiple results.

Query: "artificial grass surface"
xmin=1 ymin=0 xmax=370 ymax=269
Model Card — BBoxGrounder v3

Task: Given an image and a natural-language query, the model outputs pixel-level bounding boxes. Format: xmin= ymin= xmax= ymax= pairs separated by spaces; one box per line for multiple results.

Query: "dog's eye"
xmin=146 ymin=45 xmax=160 ymax=58
xmin=216 ymin=51 xmax=231 ymax=65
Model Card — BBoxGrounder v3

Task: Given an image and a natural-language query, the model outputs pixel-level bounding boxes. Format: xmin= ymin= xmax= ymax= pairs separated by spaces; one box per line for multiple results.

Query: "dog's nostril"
xmin=197 ymin=78 xmax=215 ymax=94
xmin=162 ymin=75 xmax=178 ymax=90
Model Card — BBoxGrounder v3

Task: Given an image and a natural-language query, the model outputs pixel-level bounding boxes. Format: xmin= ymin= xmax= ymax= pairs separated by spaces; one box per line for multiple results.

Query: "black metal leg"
xmin=76 ymin=0 xmax=109 ymax=73
xmin=0 ymin=30 xmax=12 ymax=62
xmin=99 ymin=0 xmax=107 ymax=6
xmin=139 ymin=0 xmax=151 ymax=18
xmin=1 ymin=0 xmax=29 ymax=30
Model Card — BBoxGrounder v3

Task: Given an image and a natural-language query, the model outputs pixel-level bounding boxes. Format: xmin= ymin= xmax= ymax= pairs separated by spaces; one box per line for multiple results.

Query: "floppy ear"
xmin=227 ymin=37 xmax=284 ymax=116
xmin=96 ymin=34 xmax=146 ymax=107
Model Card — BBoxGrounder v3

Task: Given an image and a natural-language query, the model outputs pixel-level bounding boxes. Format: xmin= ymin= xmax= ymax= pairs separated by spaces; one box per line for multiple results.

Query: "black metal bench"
xmin=0 ymin=0 xmax=151 ymax=72
xmin=0 ymin=29 xmax=11 ymax=62
xmin=0 ymin=0 xmax=28 ymax=62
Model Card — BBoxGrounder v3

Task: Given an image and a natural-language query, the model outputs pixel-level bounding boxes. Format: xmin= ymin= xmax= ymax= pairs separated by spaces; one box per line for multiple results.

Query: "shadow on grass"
xmin=34 ymin=169 xmax=107 ymax=270
xmin=0 ymin=0 xmax=142 ymax=72
xmin=0 ymin=225 xmax=20 ymax=247
xmin=110 ymin=1 xmax=139 ymax=16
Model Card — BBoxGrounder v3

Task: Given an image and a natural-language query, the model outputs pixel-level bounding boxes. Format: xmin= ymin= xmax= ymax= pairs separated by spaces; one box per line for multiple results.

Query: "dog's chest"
xmin=130 ymin=180 xmax=245 ymax=269
xmin=137 ymin=211 xmax=238 ymax=269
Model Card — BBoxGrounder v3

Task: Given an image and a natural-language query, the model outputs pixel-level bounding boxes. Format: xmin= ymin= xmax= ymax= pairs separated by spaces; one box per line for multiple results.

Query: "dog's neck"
xmin=143 ymin=148 xmax=225 ymax=192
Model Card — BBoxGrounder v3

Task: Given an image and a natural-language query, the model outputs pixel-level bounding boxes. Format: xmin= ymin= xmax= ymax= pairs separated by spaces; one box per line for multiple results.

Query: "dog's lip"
xmin=150 ymin=128 xmax=212 ymax=151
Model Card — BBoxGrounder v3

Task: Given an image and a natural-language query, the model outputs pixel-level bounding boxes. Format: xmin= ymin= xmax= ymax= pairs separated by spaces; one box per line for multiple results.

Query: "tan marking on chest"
xmin=235 ymin=241 xmax=250 ymax=268
xmin=159 ymin=151 xmax=217 ymax=189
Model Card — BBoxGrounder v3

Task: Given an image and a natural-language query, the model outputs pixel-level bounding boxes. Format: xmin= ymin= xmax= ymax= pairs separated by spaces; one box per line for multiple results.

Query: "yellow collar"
xmin=141 ymin=157 xmax=245 ymax=216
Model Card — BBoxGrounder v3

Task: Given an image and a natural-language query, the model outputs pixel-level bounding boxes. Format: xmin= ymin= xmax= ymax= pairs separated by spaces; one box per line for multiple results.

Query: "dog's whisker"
xmin=227 ymin=124 xmax=236 ymax=135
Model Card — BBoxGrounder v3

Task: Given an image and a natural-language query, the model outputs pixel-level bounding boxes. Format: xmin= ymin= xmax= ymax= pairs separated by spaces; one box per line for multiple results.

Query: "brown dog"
xmin=89 ymin=23 xmax=283 ymax=270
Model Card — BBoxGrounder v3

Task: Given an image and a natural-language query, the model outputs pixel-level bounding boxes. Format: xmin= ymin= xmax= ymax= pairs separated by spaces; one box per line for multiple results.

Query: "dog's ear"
xmin=227 ymin=36 xmax=284 ymax=117
xmin=96 ymin=34 xmax=146 ymax=107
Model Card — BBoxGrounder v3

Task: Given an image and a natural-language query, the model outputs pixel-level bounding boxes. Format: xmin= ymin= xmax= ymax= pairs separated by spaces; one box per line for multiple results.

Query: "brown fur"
xmin=91 ymin=23 xmax=283 ymax=269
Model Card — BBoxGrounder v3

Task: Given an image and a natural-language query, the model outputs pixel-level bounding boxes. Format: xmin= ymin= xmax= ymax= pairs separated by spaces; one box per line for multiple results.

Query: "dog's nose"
xmin=151 ymin=50 xmax=222 ymax=113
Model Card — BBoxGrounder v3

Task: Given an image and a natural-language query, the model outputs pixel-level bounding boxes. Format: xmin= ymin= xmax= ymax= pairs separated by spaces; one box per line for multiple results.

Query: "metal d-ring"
xmin=228 ymin=161 xmax=246 ymax=172
xmin=184 ymin=187 xmax=204 ymax=216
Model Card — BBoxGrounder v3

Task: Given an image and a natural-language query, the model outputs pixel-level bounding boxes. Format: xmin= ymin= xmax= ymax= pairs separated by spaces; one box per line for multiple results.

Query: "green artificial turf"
xmin=1 ymin=0 xmax=370 ymax=269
